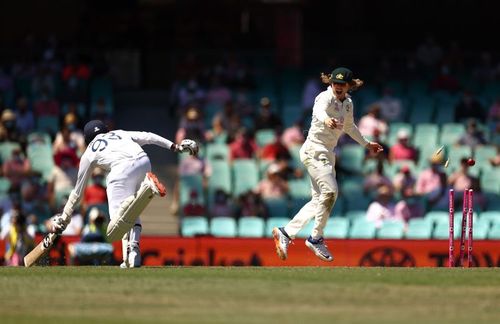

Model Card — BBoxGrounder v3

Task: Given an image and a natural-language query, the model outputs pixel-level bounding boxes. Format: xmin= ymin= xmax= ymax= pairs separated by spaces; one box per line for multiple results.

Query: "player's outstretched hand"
xmin=179 ymin=139 xmax=199 ymax=156
xmin=366 ymin=142 xmax=384 ymax=155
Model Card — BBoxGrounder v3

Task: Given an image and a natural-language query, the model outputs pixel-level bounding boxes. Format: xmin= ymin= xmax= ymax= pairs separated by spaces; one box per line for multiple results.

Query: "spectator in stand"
xmin=366 ymin=185 xmax=410 ymax=229
xmin=20 ymin=173 xmax=51 ymax=230
xmin=229 ymin=127 xmax=257 ymax=161
xmin=393 ymin=165 xmax=416 ymax=197
xmin=1 ymin=109 xmax=23 ymax=142
xmin=176 ymin=79 xmax=206 ymax=114
xmin=34 ymin=87 xmax=60 ymax=118
xmin=389 ymin=130 xmax=418 ymax=163
xmin=182 ymin=189 xmax=206 ymax=216
xmin=415 ymin=155 xmax=448 ymax=208
xmin=431 ymin=64 xmax=461 ymax=92
xmin=416 ymin=36 xmax=444 ymax=72
xmin=210 ymin=189 xmax=234 ymax=217
xmin=490 ymin=149 xmax=500 ymax=167
xmin=364 ymin=128 xmax=390 ymax=162
xmin=454 ymin=90 xmax=486 ymax=123
xmin=457 ymin=118 xmax=487 ymax=148
xmin=281 ymin=119 xmax=305 ymax=149
xmin=82 ymin=167 xmax=108 ymax=216
xmin=358 ymin=104 xmax=388 ymax=139
xmin=175 ymin=105 xmax=205 ymax=144
xmin=2 ymin=210 xmax=34 ymax=266
xmin=254 ymin=97 xmax=282 ymax=131
xmin=14 ymin=97 xmax=35 ymax=135
xmin=254 ymin=163 xmax=289 ymax=200
xmin=376 ymin=87 xmax=403 ymax=122
xmin=90 ymin=98 xmax=115 ymax=130
xmin=61 ymin=55 xmax=91 ymax=100
xmin=259 ymin=128 xmax=291 ymax=162
xmin=47 ymin=148 xmax=79 ymax=210
xmin=301 ymin=75 xmax=322 ymax=121
xmin=487 ymin=97 xmax=500 ymax=124
xmin=236 ymin=191 xmax=269 ymax=219
xmin=448 ymin=158 xmax=475 ymax=194
xmin=363 ymin=160 xmax=393 ymax=195
xmin=205 ymin=75 xmax=232 ymax=107
xmin=205 ymin=114 xmax=228 ymax=144
xmin=52 ymin=114 xmax=86 ymax=156
xmin=2 ymin=147 xmax=31 ymax=191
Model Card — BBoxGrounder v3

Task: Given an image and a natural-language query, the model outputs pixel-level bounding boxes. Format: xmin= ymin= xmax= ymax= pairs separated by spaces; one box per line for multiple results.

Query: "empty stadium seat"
xmin=210 ymin=216 xmax=237 ymax=237
xmin=344 ymin=210 xmax=367 ymax=223
xmin=349 ymin=218 xmax=376 ymax=239
xmin=288 ymin=178 xmax=310 ymax=198
xmin=238 ymin=216 xmax=265 ymax=238
xmin=487 ymin=224 xmax=500 ymax=239
xmin=472 ymin=221 xmax=489 ymax=240
xmin=232 ymin=159 xmax=259 ymax=196
xmin=424 ymin=211 xmax=449 ymax=226
xmin=408 ymin=98 xmax=435 ymax=124
xmin=439 ymin=123 xmax=465 ymax=146
xmin=255 ymin=128 xmax=276 ymax=147
xmin=406 ymin=218 xmax=433 ymax=239
xmin=207 ymin=161 xmax=231 ymax=205
xmin=377 ymin=220 xmax=405 ymax=239
xmin=479 ymin=211 xmax=500 ymax=227
xmin=432 ymin=222 xmax=449 ymax=239
xmin=413 ymin=124 xmax=439 ymax=149
xmin=181 ymin=216 xmax=209 ymax=237
xmin=0 ymin=141 xmax=21 ymax=162
xmin=338 ymin=144 xmax=365 ymax=174
xmin=480 ymin=169 xmax=500 ymax=194
xmin=323 ymin=218 xmax=349 ymax=239
xmin=179 ymin=174 xmax=205 ymax=206
xmin=205 ymin=143 xmax=229 ymax=162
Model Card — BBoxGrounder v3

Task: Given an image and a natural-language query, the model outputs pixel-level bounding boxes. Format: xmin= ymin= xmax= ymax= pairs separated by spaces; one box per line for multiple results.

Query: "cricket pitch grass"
xmin=0 ymin=267 xmax=499 ymax=323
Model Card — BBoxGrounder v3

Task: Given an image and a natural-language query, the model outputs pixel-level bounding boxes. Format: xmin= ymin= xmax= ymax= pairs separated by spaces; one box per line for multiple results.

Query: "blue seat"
xmin=323 ymin=218 xmax=349 ymax=239
xmin=238 ymin=216 xmax=265 ymax=238
xmin=349 ymin=218 xmax=377 ymax=239
xmin=210 ymin=216 xmax=237 ymax=237
xmin=288 ymin=178 xmax=310 ymax=198
xmin=205 ymin=143 xmax=229 ymax=162
xmin=424 ymin=211 xmax=449 ymax=226
xmin=387 ymin=123 xmax=413 ymax=146
xmin=406 ymin=218 xmax=433 ymax=239
xmin=479 ymin=211 xmax=500 ymax=227
xmin=377 ymin=220 xmax=405 ymax=239
xmin=413 ymin=123 xmax=439 ymax=149
xmin=295 ymin=220 xmax=315 ymax=239
xmin=339 ymin=144 xmax=365 ymax=174
xmin=255 ymin=128 xmax=276 ymax=147
xmin=440 ymin=123 xmax=466 ymax=146
xmin=488 ymin=223 xmax=500 ymax=239
xmin=232 ymin=159 xmax=259 ymax=196
xmin=181 ymin=216 xmax=209 ymax=237
xmin=264 ymin=198 xmax=289 ymax=217
xmin=179 ymin=174 xmax=205 ymax=206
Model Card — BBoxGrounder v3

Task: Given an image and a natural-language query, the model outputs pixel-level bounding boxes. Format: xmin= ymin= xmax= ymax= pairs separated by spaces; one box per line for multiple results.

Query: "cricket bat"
xmin=24 ymin=232 xmax=58 ymax=267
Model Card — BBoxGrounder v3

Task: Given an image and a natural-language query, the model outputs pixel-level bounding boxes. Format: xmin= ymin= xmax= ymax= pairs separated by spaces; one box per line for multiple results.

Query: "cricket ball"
xmin=467 ymin=158 xmax=475 ymax=166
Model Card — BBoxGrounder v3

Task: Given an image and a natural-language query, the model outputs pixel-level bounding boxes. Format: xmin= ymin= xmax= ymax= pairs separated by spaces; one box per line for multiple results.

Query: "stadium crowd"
xmin=1 ymin=34 xmax=500 ymax=265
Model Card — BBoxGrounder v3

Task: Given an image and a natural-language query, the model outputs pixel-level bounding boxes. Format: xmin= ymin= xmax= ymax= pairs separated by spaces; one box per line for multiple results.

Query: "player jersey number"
xmin=91 ymin=132 xmax=122 ymax=152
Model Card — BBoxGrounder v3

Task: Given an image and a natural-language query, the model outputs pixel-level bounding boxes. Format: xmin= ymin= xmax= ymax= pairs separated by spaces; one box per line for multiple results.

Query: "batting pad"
xmin=106 ymin=184 xmax=155 ymax=242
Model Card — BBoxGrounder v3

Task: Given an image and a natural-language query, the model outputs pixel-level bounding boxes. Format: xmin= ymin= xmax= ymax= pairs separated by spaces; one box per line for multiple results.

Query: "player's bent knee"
xmin=106 ymin=186 xmax=155 ymax=242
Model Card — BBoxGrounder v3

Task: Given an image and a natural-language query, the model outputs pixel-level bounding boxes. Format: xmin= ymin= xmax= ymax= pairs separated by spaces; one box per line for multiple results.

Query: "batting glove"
xmin=179 ymin=139 xmax=199 ymax=156
xmin=52 ymin=213 xmax=70 ymax=234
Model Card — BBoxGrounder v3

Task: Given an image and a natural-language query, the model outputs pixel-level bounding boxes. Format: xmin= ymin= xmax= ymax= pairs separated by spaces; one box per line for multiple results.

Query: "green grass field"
xmin=0 ymin=267 xmax=499 ymax=323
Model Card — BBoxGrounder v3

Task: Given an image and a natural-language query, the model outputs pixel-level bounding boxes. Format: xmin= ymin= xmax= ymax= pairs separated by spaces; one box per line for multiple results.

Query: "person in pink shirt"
xmin=229 ymin=128 xmax=257 ymax=161
xmin=389 ymin=129 xmax=418 ymax=162
xmin=448 ymin=158 xmax=474 ymax=192
xmin=358 ymin=104 xmax=388 ymax=138
xmin=365 ymin=185 xmax=410 ymax=229
xmin=254 ymin=163 xmax=289 ymax=199
xmin=281 ymin=120 xmax=305 ymax=149
xmin=415 ymin=156 xmax=447 ymax=207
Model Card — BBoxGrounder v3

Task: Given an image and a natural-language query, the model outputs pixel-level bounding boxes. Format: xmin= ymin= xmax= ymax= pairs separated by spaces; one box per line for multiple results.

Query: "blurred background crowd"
xmin=1 ymin=0 xmax=500 ymax=265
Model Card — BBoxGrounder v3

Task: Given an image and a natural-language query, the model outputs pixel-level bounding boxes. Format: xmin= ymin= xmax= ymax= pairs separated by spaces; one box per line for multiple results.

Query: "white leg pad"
xmin=106 ymin=184 xmax=154 ymax=242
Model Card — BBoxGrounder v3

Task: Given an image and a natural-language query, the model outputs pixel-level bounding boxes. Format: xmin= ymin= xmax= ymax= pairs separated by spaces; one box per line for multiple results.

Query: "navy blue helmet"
xmin=84 ymin=120 xmax=109 ymax=144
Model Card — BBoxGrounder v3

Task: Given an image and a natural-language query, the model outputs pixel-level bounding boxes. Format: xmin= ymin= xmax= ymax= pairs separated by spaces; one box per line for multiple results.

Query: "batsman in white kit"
xmin=273 ymin=67 xmax=383 ymax=262
xmin=24 ymin=120 xmax=199 ymax=267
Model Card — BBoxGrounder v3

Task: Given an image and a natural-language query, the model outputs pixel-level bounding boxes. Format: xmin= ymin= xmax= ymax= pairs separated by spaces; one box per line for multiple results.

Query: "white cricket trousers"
xmin=106 ymin=154 xmax=152 ymax=225
xmin=284 ymin=140 xmax=338 ymax=239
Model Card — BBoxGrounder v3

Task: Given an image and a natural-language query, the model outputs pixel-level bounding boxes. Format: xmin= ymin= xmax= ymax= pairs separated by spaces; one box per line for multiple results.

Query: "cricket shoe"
xmin=272 ymin=227 xmax=291 ymax=260
xmin=127 ymin=242 xmax=141 ymax=268
xmin=305 ymin=236 xmax=333 ymax=262
xmin=145 ymin=172 xmax=166 ymax=197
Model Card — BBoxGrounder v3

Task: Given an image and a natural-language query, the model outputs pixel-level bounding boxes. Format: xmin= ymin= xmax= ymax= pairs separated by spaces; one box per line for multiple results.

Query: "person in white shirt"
xmin=51 ymin=120 xmax=199 ymax=268
xmin=273 ymin=67 xmax=383 ymax=262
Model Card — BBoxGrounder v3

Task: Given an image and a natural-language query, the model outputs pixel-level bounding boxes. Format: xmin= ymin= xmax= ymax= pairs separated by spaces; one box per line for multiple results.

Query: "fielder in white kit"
xmin=273 ymin=67 xmax=383 ymax=261
xmin=52 ymin=120 xmax=199 ymax=268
